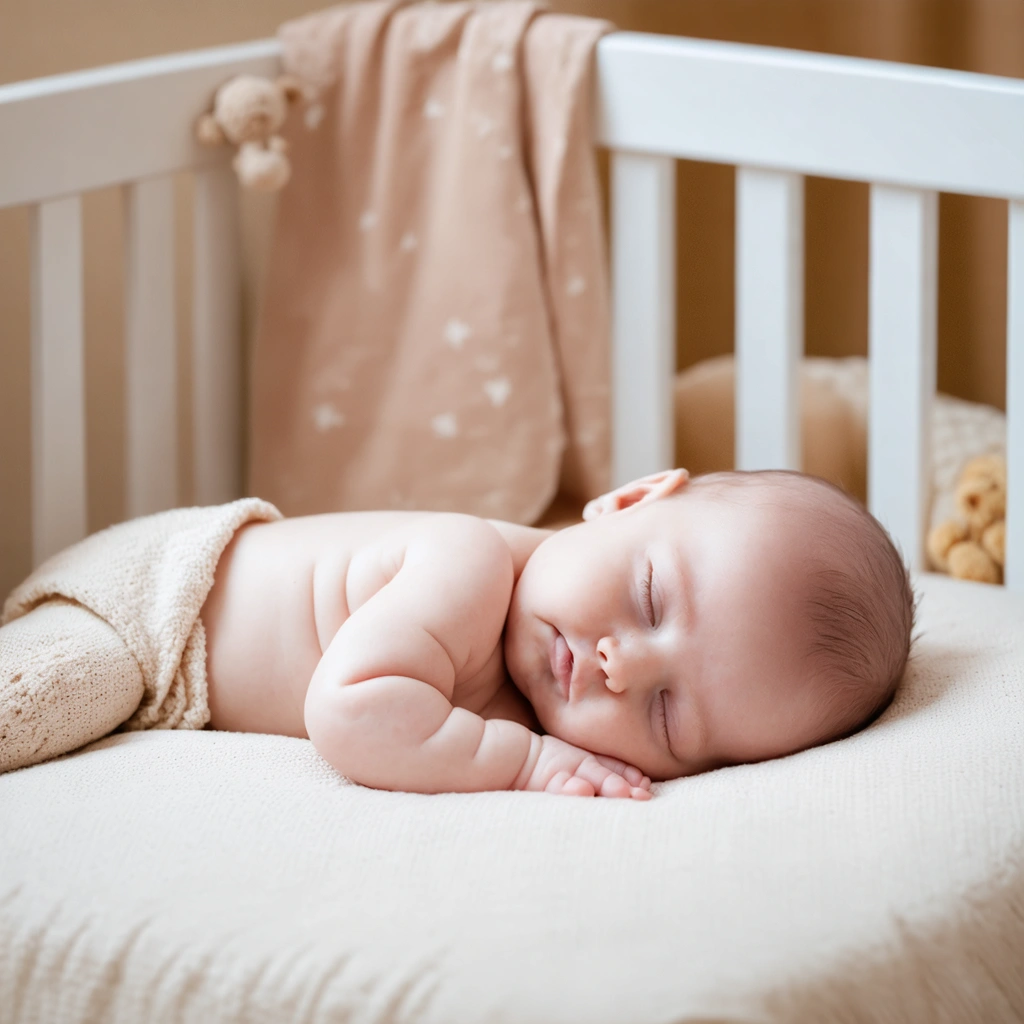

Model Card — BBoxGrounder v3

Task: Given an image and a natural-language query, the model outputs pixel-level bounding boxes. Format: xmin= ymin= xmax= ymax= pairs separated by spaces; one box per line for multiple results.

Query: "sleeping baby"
xmin=0 ymin=469 xmax=914 ymax=797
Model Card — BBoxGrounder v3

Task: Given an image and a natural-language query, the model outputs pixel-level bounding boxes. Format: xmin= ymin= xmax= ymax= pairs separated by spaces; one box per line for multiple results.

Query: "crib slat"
xmin=193 ymin=166 xmax=242 ymax=505
xmin=124 ymin=176 xmax=178 ymax=518
xmin=1006 ymin=201 xmax=1024 ymax=591
xmin=610 ymin=152 xmax=676 ymax=485
xmin=735 ymin=168 xmax=804 ymax=472
xmin=868 ymin=185 xmax=938 ymax=570
xmin=30 ymin=196 xmax=88 ymax=565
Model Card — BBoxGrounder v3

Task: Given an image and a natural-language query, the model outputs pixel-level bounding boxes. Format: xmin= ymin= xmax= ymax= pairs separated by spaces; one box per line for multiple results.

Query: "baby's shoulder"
xmin=403 ymin=513 xmax=514 ymax=599
xmin=410 ymin=512 xmax=511 ymax=557
xmin=285 ymin=512 xmax=513 ymax=656
xmin=313 ymin=511 xmax=514 ymax=608
xmin=339 ymin=513 xmax=513 ymax=683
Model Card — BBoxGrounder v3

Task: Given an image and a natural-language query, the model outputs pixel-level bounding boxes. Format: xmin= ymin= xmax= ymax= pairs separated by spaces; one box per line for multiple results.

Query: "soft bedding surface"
xmin=1 ymin=573 xmax=1022 ymax=1024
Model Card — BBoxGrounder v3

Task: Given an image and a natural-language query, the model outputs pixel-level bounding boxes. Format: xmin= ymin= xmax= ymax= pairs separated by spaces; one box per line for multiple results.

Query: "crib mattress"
xmin=1 ymin=573 xmax=1022 ymax=1024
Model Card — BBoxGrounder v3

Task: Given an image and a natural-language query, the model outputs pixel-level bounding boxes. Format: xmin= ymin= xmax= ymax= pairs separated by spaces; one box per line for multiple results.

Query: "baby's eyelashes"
xmin=637 ymin=561 xmax=656 ymax=627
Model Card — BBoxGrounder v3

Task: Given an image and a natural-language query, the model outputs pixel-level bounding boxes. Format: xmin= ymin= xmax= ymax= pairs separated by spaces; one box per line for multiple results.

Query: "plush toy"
xmin=926 ymin=453 xmax=1007 ymax=584
xmin=196 ymin=74 xmax=304 ymax=192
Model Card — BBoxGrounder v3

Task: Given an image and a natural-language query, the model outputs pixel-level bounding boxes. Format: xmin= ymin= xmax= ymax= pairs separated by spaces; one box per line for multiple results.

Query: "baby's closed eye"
xmin=651 ymin=689 xmax=671 ymax=751
xmin=638 ymin=561 xmax=655 ymax=626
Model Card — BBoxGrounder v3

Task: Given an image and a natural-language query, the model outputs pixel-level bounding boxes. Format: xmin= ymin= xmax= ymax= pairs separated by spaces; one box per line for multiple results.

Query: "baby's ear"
xmin=582 ymin=468 xmax=689 ymax=521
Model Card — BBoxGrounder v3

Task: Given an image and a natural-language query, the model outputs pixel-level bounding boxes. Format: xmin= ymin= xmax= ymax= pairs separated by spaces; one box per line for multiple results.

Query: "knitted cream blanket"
xmin=0 ymin=499 xmax=280 ymax=773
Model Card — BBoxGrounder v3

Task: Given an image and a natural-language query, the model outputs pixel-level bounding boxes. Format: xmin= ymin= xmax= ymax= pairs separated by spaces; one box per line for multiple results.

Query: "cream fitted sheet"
xmin=1 ymin=573 xmax=1022 ymax=1024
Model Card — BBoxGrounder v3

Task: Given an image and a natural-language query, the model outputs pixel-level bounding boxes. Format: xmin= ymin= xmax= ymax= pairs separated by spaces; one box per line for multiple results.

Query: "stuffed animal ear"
xmin=276 ymin=74 xmax=305 ymax=104
xmin=582 ymin=468 xmax=689 ymax=521
xmin=195 ymin=113 xmax=225 ymax=146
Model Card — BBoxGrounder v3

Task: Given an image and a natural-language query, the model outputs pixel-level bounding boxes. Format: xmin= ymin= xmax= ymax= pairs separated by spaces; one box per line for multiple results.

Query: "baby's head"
xmin=504 ymin=468 xmax=913 ymax=780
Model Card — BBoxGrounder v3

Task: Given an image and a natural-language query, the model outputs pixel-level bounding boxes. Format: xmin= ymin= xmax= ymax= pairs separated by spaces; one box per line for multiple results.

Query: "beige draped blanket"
xmin=249 ymin=1 xmax=613 ymax=523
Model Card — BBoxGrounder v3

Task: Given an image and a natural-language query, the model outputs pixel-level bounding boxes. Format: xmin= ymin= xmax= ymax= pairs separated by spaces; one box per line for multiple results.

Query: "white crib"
xmin=3 ymin=29 xmax=1024 ymax=1024
xmin=2 ymin=32 xmax=1023 ymax=584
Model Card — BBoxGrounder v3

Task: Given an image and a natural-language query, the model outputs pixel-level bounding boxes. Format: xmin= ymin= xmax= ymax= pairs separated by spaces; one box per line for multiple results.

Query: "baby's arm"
xmin=304 ymin=515 xmax=648 ymax=797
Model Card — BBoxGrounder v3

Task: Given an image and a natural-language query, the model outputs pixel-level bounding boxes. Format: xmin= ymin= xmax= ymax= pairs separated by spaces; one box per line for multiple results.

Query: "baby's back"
xmin=201 ymin=510 xmax=447 ymax=737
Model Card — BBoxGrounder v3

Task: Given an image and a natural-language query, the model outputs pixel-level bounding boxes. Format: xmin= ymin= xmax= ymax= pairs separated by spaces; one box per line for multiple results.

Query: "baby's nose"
xmin=596 ymin=635 xmax=654 ymax=694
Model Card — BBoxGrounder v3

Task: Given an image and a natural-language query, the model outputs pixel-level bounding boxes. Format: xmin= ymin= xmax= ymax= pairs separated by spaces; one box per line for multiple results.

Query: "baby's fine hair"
xmin=689 ymin=469 xmax=915 ymax=743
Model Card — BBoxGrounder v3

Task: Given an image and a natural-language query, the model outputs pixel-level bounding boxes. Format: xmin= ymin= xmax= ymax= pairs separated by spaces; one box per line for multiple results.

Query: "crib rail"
xmin=3 ymin=33 xmax=1024 ymax=588
xmin=0 ymin=42 xmax=280 ymax=209
xmin=597 ymin=33 xmax=1024 ymax=589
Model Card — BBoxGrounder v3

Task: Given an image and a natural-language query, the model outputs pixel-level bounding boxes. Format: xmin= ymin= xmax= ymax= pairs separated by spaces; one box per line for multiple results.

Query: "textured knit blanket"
xmin=0 ymin=498 xmax=280 ymax=773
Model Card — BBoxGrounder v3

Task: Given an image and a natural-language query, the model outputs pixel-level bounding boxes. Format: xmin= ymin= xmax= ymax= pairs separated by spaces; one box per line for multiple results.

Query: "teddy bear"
xmin=926 ymin=453 xmax=1006 ymax=584
xmin=196 ymin=74 xmax=304 ymax=192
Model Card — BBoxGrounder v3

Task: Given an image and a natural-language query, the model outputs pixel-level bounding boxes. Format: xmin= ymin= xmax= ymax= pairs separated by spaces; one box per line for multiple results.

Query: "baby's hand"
xmin=519 ymin=735 xmax=652 ymax=800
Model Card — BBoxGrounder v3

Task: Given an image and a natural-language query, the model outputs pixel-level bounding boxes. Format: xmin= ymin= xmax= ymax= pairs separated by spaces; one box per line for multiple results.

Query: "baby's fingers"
xmin=546 ymin=771 xmax=595 ymax=797
xmin=586 ymin=759 xmax=654 ymax=799
xmin=573 ymin=756 xmax=626 ymax=793
xmin=595 ymin=772 xmax=632 ymax=798
xmin=593 ymin=755 xmax=651 ymax=790
xmin=572 ymin=757 xmax=651 ymax=800
xmin=594 ymin=775 xmax=652 ymax=800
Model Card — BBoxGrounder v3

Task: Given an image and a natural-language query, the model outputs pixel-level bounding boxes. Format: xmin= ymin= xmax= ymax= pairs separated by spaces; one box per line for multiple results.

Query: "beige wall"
xmin=2 ymin=0 xmax=1023 ymax=597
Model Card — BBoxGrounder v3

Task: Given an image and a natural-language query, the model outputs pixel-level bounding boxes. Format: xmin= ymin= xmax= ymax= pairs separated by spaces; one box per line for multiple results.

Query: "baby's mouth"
xmin=550 ymin=630 xmax=574 ymax=701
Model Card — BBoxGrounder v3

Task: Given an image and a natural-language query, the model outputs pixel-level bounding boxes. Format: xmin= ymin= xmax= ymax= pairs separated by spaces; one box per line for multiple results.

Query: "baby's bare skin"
xmin=203 ymin=511 xmax=539 ymax=738
xmin=202 ymin=510 xmax=651 ymax=798
xmin=201 ymin=468 xmax=837 ymax=798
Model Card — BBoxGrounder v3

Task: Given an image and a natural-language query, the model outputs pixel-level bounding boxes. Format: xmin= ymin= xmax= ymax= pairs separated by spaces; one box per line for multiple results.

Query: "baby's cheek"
xmin=532 ymin=699 xmax=568 ymax=740
xmin=548 ymin=705 xmax=620 ymax=755
xmin=529 ymin=699 xmax=583 ymax=747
